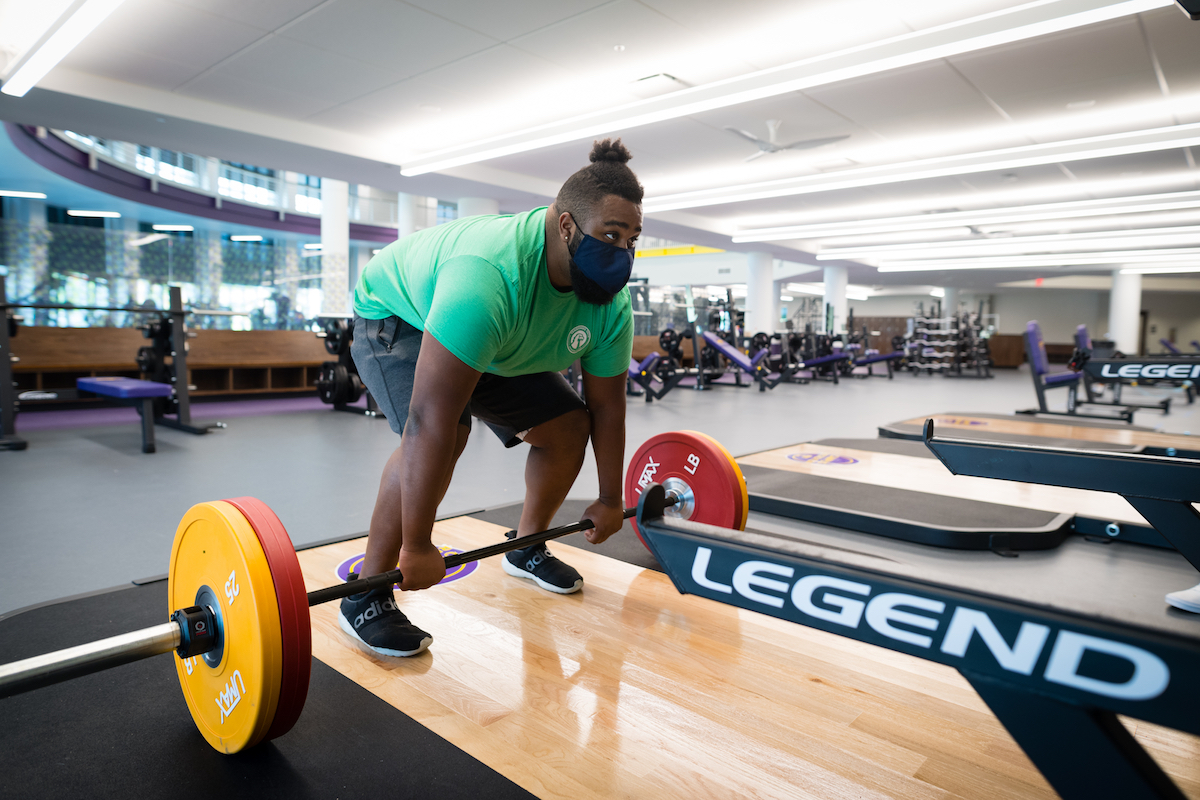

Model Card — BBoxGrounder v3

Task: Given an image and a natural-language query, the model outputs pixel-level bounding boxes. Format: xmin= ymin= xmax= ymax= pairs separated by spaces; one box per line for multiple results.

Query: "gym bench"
xmin=76 ymin=377 xmax=174 ymax=453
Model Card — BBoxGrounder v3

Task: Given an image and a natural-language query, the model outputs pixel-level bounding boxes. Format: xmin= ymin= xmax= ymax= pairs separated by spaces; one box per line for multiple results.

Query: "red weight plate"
xmin=625 ymin=431 xmax=744 ymax=545
xmin=686 ymin=431 xmax=749 ymax=531
xmin=224 ymin=497 xmax=312 ymax=743
xmin=675 ymin=430 xmax=744 ymax=533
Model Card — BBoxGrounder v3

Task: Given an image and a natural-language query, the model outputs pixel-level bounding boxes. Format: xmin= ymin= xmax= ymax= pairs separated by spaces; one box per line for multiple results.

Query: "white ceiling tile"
xmin=509 ymin=0 xmax=692 ymax=71
xmin=169 ymin=0 xmax=328 ymax=30
xmin=416 ymin=44 xmax=558 ymax=95
xmin=1139 ymin=6 xmax=1200 ymax=97
xmin=59 ymin=46 xmax=201 ymax=91
xmin=948 ymin=18 xmax=1156 ymax=108
xmin=641 ymin=0 xmax=912 ymax=71
xmin=280 ymin=0 xmax=498 ymax=76
xmin=196 ymin=36 xmax=400 ymax=108
xmin=181 ymin=71 xmax=338 ymax=119
xmin=402 ymin=0 xmax=612 ymax=42
xmin=802 ymin=61 xmax=998 ymax=131
xmin=989 ymin=75 xmax=1175 ymax=132
xmin=65 ymin=0 xmax=266 ymax=73
xmin=313 ymin=74 xmax=472 ymax=138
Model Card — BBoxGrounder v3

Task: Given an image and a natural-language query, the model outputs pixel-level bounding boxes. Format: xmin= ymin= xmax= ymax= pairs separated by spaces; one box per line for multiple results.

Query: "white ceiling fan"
xmin=724 ymin=119 xmax=849 ymax=162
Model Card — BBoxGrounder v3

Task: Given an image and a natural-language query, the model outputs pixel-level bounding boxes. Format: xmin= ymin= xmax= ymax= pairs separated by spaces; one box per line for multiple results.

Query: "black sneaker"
xmin=338 ymin=575 xmax=432 ymax=657
xmin=502 ymin=544 xmax=583 ymax=594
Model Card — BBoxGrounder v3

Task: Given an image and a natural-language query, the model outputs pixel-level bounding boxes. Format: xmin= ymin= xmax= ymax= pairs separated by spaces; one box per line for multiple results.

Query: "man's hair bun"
xmin=589 ymin=138 xmax=633 ymax=164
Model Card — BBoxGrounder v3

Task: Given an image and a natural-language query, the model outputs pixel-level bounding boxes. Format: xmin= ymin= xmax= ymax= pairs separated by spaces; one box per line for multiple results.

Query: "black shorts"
xmin=351 ymin=316 xmax=587 ymax=447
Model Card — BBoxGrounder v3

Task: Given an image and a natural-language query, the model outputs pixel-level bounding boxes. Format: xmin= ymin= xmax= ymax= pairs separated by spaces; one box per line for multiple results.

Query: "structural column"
xmin=397 ymin=193 xmax=420 ymax=238
xmin=942 ymin=287 xmax=960 ymax=317
xmin=823 ymin=265 xmax=848 ymax=335
xmin=320 ymin=178 xmax=350 ymax=315
xmin=457 ymin=197 xmax=499 ymax=218
xmin=744 ymin=252 xmax=775 ymax=338
xmin=1109 ymin=269 xmax=1142 ymax=355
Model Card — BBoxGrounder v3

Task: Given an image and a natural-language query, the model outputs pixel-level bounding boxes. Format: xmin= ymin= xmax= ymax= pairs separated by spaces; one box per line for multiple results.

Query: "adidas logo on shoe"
xmin=353 ymin=596 xmax=397 ymax=630
xmin=502 ymin=544 xmax=583 ymax=594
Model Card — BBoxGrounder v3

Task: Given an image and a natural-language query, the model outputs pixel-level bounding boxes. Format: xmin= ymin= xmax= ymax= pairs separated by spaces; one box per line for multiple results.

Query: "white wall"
xmin=1143 ymin=291 xmax=1200 ymax=352
xmin=987 ymin=288 xmax=1199 ymax=348
xmin=841 ymin=295 xmax=942 ymax=317
xmin=992 ymin=290 xmax=1105 ymax=342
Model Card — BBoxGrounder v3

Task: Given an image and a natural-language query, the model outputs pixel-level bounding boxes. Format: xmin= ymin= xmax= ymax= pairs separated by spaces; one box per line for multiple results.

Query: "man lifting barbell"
xmin=345 ymin=139 xmax=644 ymax=656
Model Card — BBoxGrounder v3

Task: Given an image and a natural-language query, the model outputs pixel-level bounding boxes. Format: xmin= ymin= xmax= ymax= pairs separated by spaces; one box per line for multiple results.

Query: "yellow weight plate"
xmin=687 ymin=431 xmax=749 ymax=531
xmin=169 ymin=501 xmax=283 ymax=754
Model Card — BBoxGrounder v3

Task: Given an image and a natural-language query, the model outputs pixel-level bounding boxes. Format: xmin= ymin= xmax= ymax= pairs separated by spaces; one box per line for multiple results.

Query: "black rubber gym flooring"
xmin=0 ymin=575 xmax=537 ymax=800
xmin=0 ymin=499 xmax=662 ymax=799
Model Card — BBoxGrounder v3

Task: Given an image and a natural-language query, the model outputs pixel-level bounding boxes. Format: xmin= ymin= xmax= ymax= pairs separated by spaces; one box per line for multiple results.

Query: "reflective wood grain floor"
xmin=298 ymin=516 xmax=1200 ymax=799
xmin=898 ymin=414 xmax=1198 ymax=450
xmin=738 ymin=442 xmax=1147 ymax=525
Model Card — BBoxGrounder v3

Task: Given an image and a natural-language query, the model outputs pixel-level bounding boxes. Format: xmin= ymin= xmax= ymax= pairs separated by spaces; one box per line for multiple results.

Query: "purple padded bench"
xmin=700 ymin=331 xmax=777 ymax=390
xmin=77 ymin=377 xmax=173 ymax=453
xmin=853 ymin=351 xmax=903 ymax=379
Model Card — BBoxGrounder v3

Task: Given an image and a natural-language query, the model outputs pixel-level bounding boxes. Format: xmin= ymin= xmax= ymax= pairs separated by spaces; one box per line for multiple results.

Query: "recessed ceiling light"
xmin=0 ymin=190 xmax=47 ymax=199
xmin=152 ymin=224 xmax=193 ymax=231
xmin=67 ymin=209 xmax=120 ymax=218
xmin=230 ymin=235 xmax=263 ymax=242
xmin=613 ymin=44 xmax=626 ymax=52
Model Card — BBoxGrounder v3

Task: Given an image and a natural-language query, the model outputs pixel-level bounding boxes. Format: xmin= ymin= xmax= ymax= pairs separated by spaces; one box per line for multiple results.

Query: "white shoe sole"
xmin=338 ymin=611 xmax=432 ymax=657
xmin=502 ymin=554 xmax=583 ymax=594
xmin=1166 ymin=584 xmax=1200 ymax=614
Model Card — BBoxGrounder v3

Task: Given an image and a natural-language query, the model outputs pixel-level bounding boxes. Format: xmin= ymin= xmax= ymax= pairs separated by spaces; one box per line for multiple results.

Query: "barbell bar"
xmin=0 ymin=501 xmax=672 ymax=696
xmin=0 ymin=430 xmax=747 ymax=753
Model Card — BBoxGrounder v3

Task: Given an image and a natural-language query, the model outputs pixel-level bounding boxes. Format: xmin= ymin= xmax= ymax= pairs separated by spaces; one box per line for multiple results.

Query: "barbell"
xmin=0 ymin=430 xmax=747 ymax=754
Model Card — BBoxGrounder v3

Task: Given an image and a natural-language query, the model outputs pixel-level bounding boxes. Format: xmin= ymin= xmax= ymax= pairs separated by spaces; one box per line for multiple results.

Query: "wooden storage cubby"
xmin=11 ymin=326 xmax=329 ymax=403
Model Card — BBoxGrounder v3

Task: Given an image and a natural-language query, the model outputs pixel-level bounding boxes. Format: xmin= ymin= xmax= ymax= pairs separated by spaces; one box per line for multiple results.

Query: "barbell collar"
xmin=0 ymin=621 xmax=181 ymax=699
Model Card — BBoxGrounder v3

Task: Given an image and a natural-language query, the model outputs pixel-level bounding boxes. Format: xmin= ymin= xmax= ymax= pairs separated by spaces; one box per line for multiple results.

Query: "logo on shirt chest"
xmin=567 ymin=325 xmax=591 ymax=354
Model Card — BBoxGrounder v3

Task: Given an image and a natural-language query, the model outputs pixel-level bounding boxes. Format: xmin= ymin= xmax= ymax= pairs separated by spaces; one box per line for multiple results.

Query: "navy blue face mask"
xmin=567 ymin=215 xmax=635 ymax=295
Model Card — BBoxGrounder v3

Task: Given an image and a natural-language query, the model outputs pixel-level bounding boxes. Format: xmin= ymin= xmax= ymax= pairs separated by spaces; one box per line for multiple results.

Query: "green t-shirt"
xmin=353 ymin=207 xmax=633 ymax=378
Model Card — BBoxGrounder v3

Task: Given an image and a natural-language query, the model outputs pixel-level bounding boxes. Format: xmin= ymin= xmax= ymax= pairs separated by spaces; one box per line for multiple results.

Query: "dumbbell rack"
xmin=943 ymin=310 xmax=993 ymax=379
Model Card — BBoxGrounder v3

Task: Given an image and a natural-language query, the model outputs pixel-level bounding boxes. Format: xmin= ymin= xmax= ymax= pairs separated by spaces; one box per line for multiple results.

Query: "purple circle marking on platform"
xmin=335 ymin=546 xmax=478 ymax=587
xmin=787 ymin=453 xmax=859 ymax=465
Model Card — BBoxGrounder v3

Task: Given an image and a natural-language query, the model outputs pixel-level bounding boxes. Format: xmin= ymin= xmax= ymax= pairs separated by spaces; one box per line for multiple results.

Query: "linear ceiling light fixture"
xmin=1119 ymin=265 xmax=1200 ymax=274
xmin=0 ymin=0 xmax=126 ymax=98
xmin=229 ymin=235 xmax=263 ymax=242
xmin=819 ymin=226 xmax=1200 ymax=260
xmin=67 ymin=209 xmax=120 ymax=218
xmin=876 ymin=248 xmax=1200 ymax=271
xmin=152 ymin=224 xmax=193 ymax=232
xmin=398 ymin=0 xmax=1170 ymax=175
xmin=648 ymin=122 xmax=1200 ymax=212
xmin=0 ymin=190 xmax=48 ymax=199
xmin=734 ymin=190 xmax=1200 ymax=242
